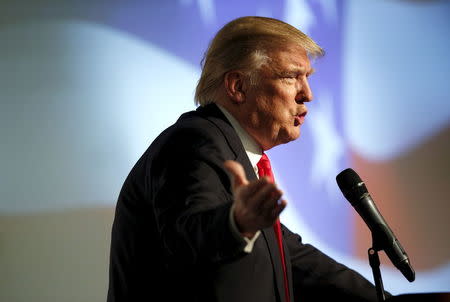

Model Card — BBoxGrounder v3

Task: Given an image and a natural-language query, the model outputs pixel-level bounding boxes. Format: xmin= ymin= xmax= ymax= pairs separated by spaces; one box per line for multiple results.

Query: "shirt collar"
xmin=217 ymin=104 xmax=263 ymax=176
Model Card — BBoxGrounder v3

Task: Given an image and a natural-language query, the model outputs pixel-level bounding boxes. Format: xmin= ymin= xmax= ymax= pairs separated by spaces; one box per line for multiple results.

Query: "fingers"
xmin=239 ymin=176 xmax=272 ymax=199
xmin=271 ymin=199 xmax=287 ymax=219
xmin=224 ymin=160 xmax=249 ymax=189
xmin=225 ymin=159 xmax=288 ymax=233
xmin=234 ymin=180 xmax=287 ymax=231
xmin=249 ymin=181 xmax=281 ymax=210
xmin=248 ymin=181 xmax=285 ymax=218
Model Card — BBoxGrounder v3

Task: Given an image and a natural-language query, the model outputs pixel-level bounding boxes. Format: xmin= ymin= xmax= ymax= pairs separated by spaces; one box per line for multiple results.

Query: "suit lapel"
xmin=283 ymin=234 xmax=294 ymax=301
xmin=196 ymin=104 xmax=246 ymax=160
xmin=262 ymin=227 xmax=287 ymax=302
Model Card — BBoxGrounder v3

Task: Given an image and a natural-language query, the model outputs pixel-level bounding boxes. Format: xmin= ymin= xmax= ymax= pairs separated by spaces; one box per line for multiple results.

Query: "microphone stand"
xmin=368 ymin=247 xmax=386 ymax=302
xmin=368 ymin=233 xmax=387 ymax=302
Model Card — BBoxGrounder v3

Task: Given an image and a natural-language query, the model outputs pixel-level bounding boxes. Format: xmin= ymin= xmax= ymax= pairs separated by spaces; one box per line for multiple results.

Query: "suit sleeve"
xmin=282 ymin=224 xmax=391 ymax=302
xmin=150 ymin=126 xmax=247 ymax=270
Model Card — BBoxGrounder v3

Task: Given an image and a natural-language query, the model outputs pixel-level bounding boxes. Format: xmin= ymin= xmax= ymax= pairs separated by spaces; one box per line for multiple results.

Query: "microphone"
xmin=336 ymin=168 xmax=415 ymax=282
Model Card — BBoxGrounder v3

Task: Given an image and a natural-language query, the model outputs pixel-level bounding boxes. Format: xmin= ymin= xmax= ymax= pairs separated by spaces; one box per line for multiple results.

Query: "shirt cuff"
xmin=229 ymin=203 xmax=261 ymax=253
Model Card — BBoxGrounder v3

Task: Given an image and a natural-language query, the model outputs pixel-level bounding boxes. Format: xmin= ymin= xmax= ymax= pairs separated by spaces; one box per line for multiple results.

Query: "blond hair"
xmin=194 ymin=16 xmax=324 ymax=106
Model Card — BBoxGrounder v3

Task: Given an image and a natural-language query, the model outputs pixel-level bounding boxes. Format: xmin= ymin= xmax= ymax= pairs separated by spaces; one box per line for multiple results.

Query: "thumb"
xmin=224 ymin=160 xmax=249 ymax=190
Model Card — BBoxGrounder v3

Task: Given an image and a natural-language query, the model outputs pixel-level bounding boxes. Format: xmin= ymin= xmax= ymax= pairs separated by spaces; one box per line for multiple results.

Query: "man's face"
xmin=240 ymin=43 xmax=314 ymax=150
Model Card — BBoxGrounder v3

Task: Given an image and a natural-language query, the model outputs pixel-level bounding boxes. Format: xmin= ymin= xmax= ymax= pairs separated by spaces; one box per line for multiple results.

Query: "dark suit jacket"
xmin=107 ymin=104 xmax=382 ymax=302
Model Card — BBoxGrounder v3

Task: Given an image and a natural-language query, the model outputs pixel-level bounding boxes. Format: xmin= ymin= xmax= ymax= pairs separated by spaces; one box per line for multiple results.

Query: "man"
xmin=108 ymin=16 xmax=385 ymax=302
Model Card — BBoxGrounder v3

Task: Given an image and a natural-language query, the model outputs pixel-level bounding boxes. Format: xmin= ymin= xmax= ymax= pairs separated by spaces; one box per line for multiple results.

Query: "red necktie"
xmin=257 ymin=153 xmax=290 ymax=302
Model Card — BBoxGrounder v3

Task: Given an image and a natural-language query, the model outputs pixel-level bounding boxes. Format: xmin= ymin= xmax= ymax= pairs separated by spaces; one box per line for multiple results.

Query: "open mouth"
xmin=294 ymin=111 xmax=307 ymax=126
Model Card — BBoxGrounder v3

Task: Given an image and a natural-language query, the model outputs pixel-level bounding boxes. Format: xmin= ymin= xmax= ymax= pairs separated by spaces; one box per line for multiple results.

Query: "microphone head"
xmin=336 ymin=168 xmax=368 ymax=205
xmin=336 ymin=168 xmax=361 ymax=190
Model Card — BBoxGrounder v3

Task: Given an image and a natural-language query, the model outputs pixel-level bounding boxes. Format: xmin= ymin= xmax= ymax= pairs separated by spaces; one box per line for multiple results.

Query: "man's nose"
xmin=296 ymin=79 xmax=313 ymax=103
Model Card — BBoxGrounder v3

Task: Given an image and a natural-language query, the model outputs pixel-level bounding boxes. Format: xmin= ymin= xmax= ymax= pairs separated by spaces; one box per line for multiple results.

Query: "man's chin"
xmin=265 ymin=129 xmax=301 ymax=149
xmin=290 ymin=129 xmax=301 ymax=141
xmin=279 ymin=131 xmax=301 ymax=146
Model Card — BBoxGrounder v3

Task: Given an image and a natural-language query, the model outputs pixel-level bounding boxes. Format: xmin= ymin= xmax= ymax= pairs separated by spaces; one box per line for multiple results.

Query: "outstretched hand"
xmin=224 ymin=160 xmax=287 ymax=238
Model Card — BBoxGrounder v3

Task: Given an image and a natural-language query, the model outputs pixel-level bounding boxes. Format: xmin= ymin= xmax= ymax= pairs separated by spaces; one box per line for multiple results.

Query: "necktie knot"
xmin=257 ymin=153 xmax=274 ymax=183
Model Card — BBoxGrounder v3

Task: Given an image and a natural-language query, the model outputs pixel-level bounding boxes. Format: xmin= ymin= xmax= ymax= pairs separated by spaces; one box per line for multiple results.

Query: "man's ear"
xmin=224 ymin=71 xmax=246 ymax=104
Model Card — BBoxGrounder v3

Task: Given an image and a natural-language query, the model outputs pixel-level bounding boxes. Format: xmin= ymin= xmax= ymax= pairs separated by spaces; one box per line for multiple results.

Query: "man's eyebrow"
xmin=289 ymin=66 xmax=306 ymax=73
xmin=276 ymin=66 xmax=315 ymax=76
